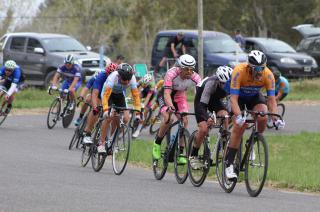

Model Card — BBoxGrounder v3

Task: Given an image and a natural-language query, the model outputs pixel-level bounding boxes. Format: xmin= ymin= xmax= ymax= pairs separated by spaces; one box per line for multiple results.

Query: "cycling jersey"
xmin=195 ymin=76 xmax=228 ymax=123
xmin=92 ymin=72 xmax=109 ymax=98
xmin=0 ymin=66 xmax=22 ymax=84
xmin=101 ymin=71 xmax=140 ymax=111
xmin=275 ymin=76 xmax=289 ymax=95
xmin=160 ymin=66 xmax=201 ymax=113
xmin=155 ymin=80 xmax=164 ymax=92
xmin=230 ymin=63 xmax=275 ymax=97
xmin=57 ymin=64 xmax=82 ymax=83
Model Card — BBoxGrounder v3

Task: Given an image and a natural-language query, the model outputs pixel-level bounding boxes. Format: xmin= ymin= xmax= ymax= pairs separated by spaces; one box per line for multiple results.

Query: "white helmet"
xmin=177 ymin=54 xmax=196 ymax=69
xmin=4 ymin=60 xmax=17 ymax=70
xmin=142 ymin=74 xmax=153 ymax=84
xmin=248 ymin=50 xmax=267 ymax=67
xmin=216 ymin=66 xmax=233 ymax=82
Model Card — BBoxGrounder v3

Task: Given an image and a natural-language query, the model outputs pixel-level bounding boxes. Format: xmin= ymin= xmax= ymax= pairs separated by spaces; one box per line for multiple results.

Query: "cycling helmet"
xmin=177 ymin=54 xmax=196 ymax=69
xmin=142 ymin=74 xmax=153 ymax=85
xmin=273 ymin=70 xmax=281 ymax=80
xmin=248 ymin=50 xmax=267 ymax=67
xmin=105 ymin=62 xmax=118 ymax=75
xmin=64 ymin=54 xmax=74 ymax=64
xmin=216 ymin=66 xmax=233 ymax=83
xmin=4 ymin=60 xmax=17 ymax=70
xmin=117 ymin=63 xmax=134 ymax=81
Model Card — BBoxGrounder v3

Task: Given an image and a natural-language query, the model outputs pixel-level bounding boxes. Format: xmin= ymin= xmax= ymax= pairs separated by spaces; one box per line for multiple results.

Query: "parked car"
xmin=293 ymin=24 xmax=320 ymax=68
xmin=0 ymin=32 xmax=111 ymax=88
xmin=151 ymin=30 xmax=247 ymax=77
xmin=244 ymin=37 xmax=318 ymax=78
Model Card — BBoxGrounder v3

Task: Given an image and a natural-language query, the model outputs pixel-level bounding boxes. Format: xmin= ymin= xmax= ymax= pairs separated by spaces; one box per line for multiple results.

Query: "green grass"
xmin=14 ymin=88 xmax=52 ymax=108
xmin=130 ymin=132 xmax=320 ymax=192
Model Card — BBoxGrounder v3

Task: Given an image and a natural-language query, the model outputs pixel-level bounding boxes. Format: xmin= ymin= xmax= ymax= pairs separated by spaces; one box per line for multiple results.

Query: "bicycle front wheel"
xmin=81 ymin=144 xmax=92 ymax=167
xmin=68 ymin=129 xmax=79 ymax=150
xmin=245 ymin=134 xmax=268 ymax=197
xmin=91 ymin=122 xmax=106 ymax=172
xmin=187 ymin=131 xmax=210 ymax=187
xmin=62 ymin=100 xmax=76 ymax=128
xmin=47 ymin=98 xmax=61 ymax=129
xmin=0 ymin=99 xmax=10 ymax=127
xmin=112 ymin=125 xmax=131 ymax=175
xmin=152 ymin=134 xmax=169 ymax=180
xmin=174 ymin=129 xmax=190 ymax=184
xmin=149 ymin=111 xmax=161 ymax=135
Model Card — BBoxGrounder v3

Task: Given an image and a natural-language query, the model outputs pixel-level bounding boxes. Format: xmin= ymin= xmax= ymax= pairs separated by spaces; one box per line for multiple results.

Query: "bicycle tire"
xmin=149 ymin=112 xmax=161 ymax=135
xmin=152 ymin=134 xmax=169 ymax=180
xmin=68 ymin=129 xmax=79 ymax=150
xmin=174 ymin=129 xmax=190 ymax=184
xmin=0 ymin=99 xmax=10 ymax=127
xmin=112 ymin=125 xmax=131 ymax=175
xmin=76 ymin=115 xmax=88 ymax=149
xmin=47 ymin=98 xmax=61 ymax=129
xmin=62 ymin=100 xmax=76 ymax=128
xmin=245 ymin=134 xmax=268 ymax=197
xmin=142 ymin=108 xmax=153 ymax=128
xmin=91 ymin=121 xmax=106 ymax=172
xmin=187 ymin=130 xmax=210 ymax=187
xmin=81 ymin=144 xmax=91 ymax=167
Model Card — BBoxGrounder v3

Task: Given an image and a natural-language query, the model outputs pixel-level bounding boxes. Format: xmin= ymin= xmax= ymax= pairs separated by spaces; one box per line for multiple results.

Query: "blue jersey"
xmin=224 ymin=79 xmax=231 ymax=95
xmin=0 ymin=65 xmax=22 ymax=84
xmin=85 ymin=76 xmax=96 ymax=89
xmin=93 ymin=72 xmax=109 ymax=98
xmin=275 ymin=76 xmax=289 ymax=95
xmin=57 ymin=64 xmax=82 ymax=83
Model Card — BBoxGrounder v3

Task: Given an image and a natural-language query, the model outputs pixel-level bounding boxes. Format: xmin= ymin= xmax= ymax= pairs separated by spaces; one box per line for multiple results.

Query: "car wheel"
xmin=44 ymin=71 xmax=56 ymax=88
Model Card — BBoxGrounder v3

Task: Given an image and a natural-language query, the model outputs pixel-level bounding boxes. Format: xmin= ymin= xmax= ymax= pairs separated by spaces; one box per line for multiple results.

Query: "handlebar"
xmin=166 ymin=111 xmax=196 ymax=124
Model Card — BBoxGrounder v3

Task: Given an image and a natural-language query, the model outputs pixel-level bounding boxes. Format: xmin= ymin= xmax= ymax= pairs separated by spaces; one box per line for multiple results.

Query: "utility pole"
xmin=198 ymin=0 xmax=204 ymax=78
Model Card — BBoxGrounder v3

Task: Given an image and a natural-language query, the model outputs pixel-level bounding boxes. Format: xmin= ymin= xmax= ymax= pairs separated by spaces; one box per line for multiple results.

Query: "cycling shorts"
xmin=194 ymin=100 xmax=227 ymax=123
xmin=238 ymin=92 xmax=266 ymax=110
xmin=61 ymin=80 xmax=82 ymax=91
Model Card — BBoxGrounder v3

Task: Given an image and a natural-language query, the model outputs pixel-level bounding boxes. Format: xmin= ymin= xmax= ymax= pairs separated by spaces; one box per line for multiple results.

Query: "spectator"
xmin=234 ymin=29 xmax=245 ymax=50
xmin=115 ymin=54 xmax=125 ymax=64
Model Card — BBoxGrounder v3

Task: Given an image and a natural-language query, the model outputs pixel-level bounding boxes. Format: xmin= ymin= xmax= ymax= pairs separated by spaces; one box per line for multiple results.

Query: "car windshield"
xmin=42 ymin=37 xmax=87 ymax=52
xmin=260 ymin=39 xmax=296 ymax=53
xmin=204 ymin=36 xmax=243 ymax=53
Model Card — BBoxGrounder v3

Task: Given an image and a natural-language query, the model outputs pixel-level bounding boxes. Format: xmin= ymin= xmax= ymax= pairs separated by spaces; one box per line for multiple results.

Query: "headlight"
xmin=280 ymin=57 xmax=297 ymax=64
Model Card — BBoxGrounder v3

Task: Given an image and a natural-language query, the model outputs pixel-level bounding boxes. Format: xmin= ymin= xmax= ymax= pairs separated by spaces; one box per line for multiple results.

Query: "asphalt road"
xmin=0 ymin=103 xmax=319 ymax=212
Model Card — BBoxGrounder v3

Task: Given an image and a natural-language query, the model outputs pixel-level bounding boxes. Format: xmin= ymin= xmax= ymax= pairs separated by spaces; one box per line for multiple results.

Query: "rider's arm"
xmin=265 ymin=71 xmax=278 ymax=118
xmin=170 ymin=42 xmax=178 ymax=58
xmin=276 ymin=82 xmax=286 ymax=102
xmin=7 ymin=83 xmax=17 ymax=97
xmin=91 ymin=89 xmax=99 ymax=109
xmin=229 ymin=67 xmax=242 ymax=116
xmin=230 ymin=94 xmax=241 ymax=116
xmin=130 ymin=76 xmax=141 ymax=111
xmin=69 ymin=76 xmax=79 ymax=91
xmin=102 ymin=86 xmax=112 ymax=111
xmin=7 ymin=68 xmax=21 ymax=96
xmin=51 ymin=72 xmax=61 ymax=86
xmin=199 ymin=80 xmax=217 ymax=121
xmin=144 ymin=91 xmax=153 ymax=108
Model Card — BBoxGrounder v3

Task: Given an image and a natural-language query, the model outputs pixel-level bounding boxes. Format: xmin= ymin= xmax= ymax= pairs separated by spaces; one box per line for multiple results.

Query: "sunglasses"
xmin=182 ymin=67 xmax=194 ymax=72
xmin=5 ymin=69 xmax=13 ymax=72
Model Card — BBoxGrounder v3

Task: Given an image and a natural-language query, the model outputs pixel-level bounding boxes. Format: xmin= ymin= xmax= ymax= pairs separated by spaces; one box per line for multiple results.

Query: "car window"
xmin=311 ymin=39 xmax=320 ymax=52
xmin=204 ymin=35 xmax=243 ymax=53
xmin=297 ymin=39 xmax=312 ymax=51
xmin=156 ymin=36 xmax=170 ymax=52
xmin=10 ymin=37 xmax=26 ymax=52
xmin=0 ymin=35 xmax=7 ymax=51
xmin=41 ymin=37 xmax=86 ymax=52
xmin=27 ymin=38 xmax=43 ymax=53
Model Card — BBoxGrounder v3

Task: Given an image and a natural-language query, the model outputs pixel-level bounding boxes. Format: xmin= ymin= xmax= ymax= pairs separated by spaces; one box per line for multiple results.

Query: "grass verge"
xmin=130 ymin=131 xmax=320 ymax=193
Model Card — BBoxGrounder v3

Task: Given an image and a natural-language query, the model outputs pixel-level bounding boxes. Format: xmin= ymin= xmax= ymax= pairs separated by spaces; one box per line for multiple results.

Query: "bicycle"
xmin=267 ymin=102 xmax=285 ymax=128
xmin=68 ymin=100 xmax=92 ymax=150
xmin=0 ymin=86 xmax=12 ymax=127
xmin=152 ymin=112 xmax=194 ymax=184
xmin=149 ymin=106 xmax=161 ymax=135
xmin=46 ymin=88 xmax=76 ymax=129
xmin=218 ymin=110 xmax=282 ymax=197
xmin=187 ymin=113 xmax=231 ymax=187
xmin=90 ymin=105 xmax=139 ymax=175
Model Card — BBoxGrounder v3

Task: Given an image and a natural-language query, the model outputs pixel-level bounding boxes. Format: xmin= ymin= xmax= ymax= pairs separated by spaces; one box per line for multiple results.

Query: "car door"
xmin=24 ymin=37 xmax=46 ymax=81
xmin=151 ymin=35 xmax=171 ymax=67
xmin=3 ymin=36 xmax=27 ymax=70
xmin=309 ymin=38 xmax=320 ymax=65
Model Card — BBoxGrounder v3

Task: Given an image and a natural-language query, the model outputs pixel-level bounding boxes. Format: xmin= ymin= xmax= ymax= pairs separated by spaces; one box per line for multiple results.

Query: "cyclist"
xmin=0 ymin=60 xmax=23 ymax=114
xmin=189 ymin=66 xmax=233 ymax=168
xmin=132 ymin=74 xmax=156 ymax=138
xmin=50 ymin=54 xmax=82 ymax=110
xmin=82 ymin=62 xmax=118 ymax=144
xmin=225 ymin=50 xmax=285 ymax=180
xmin=273 ymin=70 xmax=290 ymax=103
xmin=97 ymin=63 xmax=141 ymax=153
xmin=74 ymin=62 xmax=118 ymax=126
xmin=152 ymin=54 xmax=201 ymax=164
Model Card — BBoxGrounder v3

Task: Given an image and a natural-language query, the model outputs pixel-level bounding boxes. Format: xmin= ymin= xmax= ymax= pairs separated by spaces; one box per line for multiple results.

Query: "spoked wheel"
xmin=245 ymin=134 xmax=268 ymax=197
xmin=81 ymin=144 xmax=92 ymax=167
xmin=174 ymin=129 xmax=190 ymax=184
xmin=152 ymin=136 xmax=169 ymax=180
xmin=149 ymin=111 xmax=161 ymax=135
xmin=142 ymin=108 xmax=153 ymax=128
xmin=187 ymin=131 xmax=210 ymax=187
xmin=68 ymin=129 xmax=79 ymax=150
xmin=62 ymin=100 xmax=76 ymax=128
xmin=112 ymin=125 xmax=131 ymax=175
xmin=47 ymin=98 xmax=61 ymax=129
xmin=76 ymin=115 xmax=88 ymax=149
xmin=91 ymin=123 xmax=106 ymax=172
xmin=0 ymin=100 xmax=10 ymax=127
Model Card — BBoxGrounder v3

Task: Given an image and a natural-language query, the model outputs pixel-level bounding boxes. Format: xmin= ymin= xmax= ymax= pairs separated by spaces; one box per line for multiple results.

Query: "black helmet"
xmin=117 ymin=63 xmax=134 ymax=81
xmin=273 ymin=70 xmax=281 ymax=80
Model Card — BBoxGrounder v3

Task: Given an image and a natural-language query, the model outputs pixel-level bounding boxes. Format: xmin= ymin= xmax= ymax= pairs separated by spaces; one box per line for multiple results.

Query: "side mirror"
xmin=86 ymin=46 xmax=92 ymax=51
xmin=34 ymin=47 xmax=45 ymax=54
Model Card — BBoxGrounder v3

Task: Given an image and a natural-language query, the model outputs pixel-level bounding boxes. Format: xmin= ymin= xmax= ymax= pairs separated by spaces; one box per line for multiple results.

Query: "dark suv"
xmin=0 ymin=32 xmax=110 ymax=88
xmin=293 ymin=24 xmax=320 ymax=68
xmin=244 ymin=37 xmax=318 ymax=78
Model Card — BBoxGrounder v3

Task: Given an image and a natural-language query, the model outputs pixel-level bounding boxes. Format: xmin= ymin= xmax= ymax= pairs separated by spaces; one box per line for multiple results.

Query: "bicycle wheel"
xmin=68 ymin=129 xmax=79 ymax=150
xmin=112 ymin=125 xmax=131 ymax=175
xmin=245 ymin=134 xmax=268 ymax=197
xmin=76 ymin=115 xmax=88 ymax=149
xmin=278 ymin=103 xmax=285 ymax=117
xmin=0 ymin=98 xmax=10 ymax=127
xmin=149 ymin=111 xmax=161 ymax=135
xmin=47 ymin=98 xmax=61 ymax=129
xmin=187 ymin=131 xmax=210 ymax=187
xmin=152 ymin=134 xmax=169 ymax=180
xmin=81 ymin=144 xmax=91 ymax=167
xmin=143 ymin=108 xmax=153 ymax=128
xmin=173 ymin=129 xmax=190 ymax=184
xmin=91 ymin=122 xmax=106 ymax=172
xmin=62 ymin=100 xmax=76 ymax=128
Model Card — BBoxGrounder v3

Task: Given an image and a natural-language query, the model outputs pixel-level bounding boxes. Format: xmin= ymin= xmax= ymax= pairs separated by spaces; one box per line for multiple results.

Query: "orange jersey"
xmin=230 ymin=63 xmax=275 ymax=97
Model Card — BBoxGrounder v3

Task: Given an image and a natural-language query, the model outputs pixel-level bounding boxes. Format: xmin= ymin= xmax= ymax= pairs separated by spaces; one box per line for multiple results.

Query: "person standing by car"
xmin=50 ymin=54 xmax=82 ymax=111
xmin=273 ymin=70 xmax=290 ymax=102
xmin=155 ymin=32 xmax=187 ymax=74
xmin=115 ymin=54 xmax=125 ymax=65
xmin=0 ymin=60 xmax=23 ymax=114
xmin=234 ymin=29 xmax=245 ymax=50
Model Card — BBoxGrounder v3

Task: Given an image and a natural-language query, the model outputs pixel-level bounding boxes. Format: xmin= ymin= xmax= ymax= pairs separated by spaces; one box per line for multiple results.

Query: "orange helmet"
xmin=105 ymin=62 xmax=118 ymax=75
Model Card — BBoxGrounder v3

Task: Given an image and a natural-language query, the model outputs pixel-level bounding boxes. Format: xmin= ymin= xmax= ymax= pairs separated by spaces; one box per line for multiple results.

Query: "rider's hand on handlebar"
xmin=235 ymin=114 xmax=246 ymax=126
xmin=5 ymin=95 xmax=10 ymax=101
xmin=207 ymin=117 xmax=215 ymax=127
xmin=166 ymin=106 xmax=176 ymax=113
xmin=274 ymin=119 xmax=285 ymax=129
xmin=77 ymin=96 xmax=84 ymax=102
xmin=92 ymin=107 xmax=100 ymax=116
